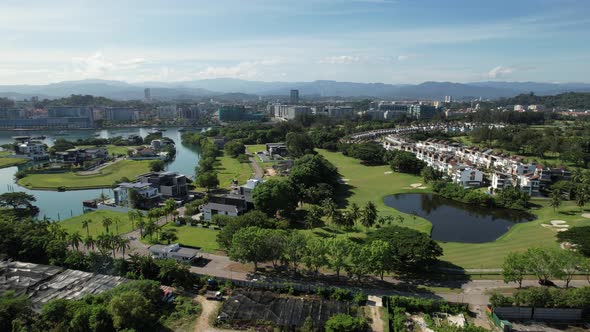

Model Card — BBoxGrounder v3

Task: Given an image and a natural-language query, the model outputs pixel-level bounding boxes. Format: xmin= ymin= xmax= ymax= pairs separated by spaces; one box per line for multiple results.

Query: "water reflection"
xmin=384 ymin=193 xmax=535 ymax=243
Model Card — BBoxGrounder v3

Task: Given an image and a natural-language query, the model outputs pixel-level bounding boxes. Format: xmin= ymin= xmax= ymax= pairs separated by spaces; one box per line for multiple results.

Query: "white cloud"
xmin=196 ymin=59 xmax=283 ymax=79
xmin=487 ymin=65 xmax=516 ymax=79
xmin=397 ymin=54 xmax=421 ymax=61
xmin=319 ymin=55 xmax=362 ymax=64
xmin=71 ymin=53 xmax=147 ymax=78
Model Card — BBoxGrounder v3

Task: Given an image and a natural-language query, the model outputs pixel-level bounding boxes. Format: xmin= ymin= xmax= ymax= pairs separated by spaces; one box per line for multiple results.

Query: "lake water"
xmin=0 ymin=127 xmax=202 ymax=220
xmin=383 ymin=193 xmax=535 ymax=243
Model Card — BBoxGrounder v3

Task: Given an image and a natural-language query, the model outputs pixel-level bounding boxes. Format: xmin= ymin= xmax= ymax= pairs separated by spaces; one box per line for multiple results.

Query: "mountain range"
xmin=1 ymin=78 xmax=590 ymax=101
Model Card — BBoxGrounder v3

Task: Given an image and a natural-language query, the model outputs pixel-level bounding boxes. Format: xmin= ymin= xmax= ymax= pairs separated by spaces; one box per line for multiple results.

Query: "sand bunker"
xmin=410 ymin=183 xmax=423 ymax=188
xmin=550 ymin=220 xmax=567 ymax=225
xmin=543 ymin=220 xmax=570 ymax=232
xmin=418 ymin=186 xmax=428 ymax=189
xmin=582 ymin=213 xmax=590 ymax=219
xmin=384 ymin=171 xmax=393 ymax=174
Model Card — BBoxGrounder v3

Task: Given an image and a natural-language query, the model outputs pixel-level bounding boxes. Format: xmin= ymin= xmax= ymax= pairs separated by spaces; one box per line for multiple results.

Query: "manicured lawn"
xmin=440 ymin=200 xmax=590 ymax=269
xmin=77 ymin=145 xmax=139 ymax=155
xmin=318 ymin=149 xmax=432 ymax=233
xmin=60 ymin=210 xmax=133 ymax=237
xmin=245 ymin=144 xmax=267 ymax=154
xmin=216 ymin=153 xmax=253 ymax=188
xmin=0 ymin=157 xmax=28 ymax=168
xmin=17 ymin=159 xmax=152 ymax=190
xmin=316 ymin=149 xmax=590 ymax=270
xmin=143 ymin=223 xmax=221 ymax=253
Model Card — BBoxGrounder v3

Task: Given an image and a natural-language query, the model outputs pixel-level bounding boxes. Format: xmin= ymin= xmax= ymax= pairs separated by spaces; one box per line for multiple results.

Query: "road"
xmin=247 ymin=153 xmax=264 ymax=178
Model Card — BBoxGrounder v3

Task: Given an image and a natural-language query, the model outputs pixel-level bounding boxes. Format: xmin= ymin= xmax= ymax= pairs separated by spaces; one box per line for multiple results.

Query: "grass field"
xmin=143 ymin=223 xmax=221 ymax=253
xmin=18 ymin=159 xmax=152 ymax=190
xmin=77 ymin=145 xmax=139 ymax=155
xmin=316 ymin=149 xmax=590 ymax=269
xmin=60 ymin=210 xmax=133 ymax=237
xmin=318 ymin=149 xmax=432 ymax=233
xmin=0 ymin=157 xmax=28 ymax=168
xmin=215 ymin=153 xmax=253 ymax=188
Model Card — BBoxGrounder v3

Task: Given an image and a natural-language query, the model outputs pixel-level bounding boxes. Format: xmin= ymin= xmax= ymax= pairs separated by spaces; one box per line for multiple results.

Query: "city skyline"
xmin=1 ymin=0 xmax=589 ymax=85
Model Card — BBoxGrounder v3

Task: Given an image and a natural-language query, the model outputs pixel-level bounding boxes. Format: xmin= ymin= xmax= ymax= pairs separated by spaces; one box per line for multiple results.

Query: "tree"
xmin=81 ymin=219 xmax=92 ymax=237
xmin=289 ymin=154 xmax=340 ymax=193
xmin=421 ymin=166 xmax=443 ymax=184
xmin=228 ymin=227 xmax=272 ymax=271
xmin=321 ymin=198 xmax=338 ymax=224
xmin=576 ymin=188 xmax=588 ymax=211
xmin=0 ymin=192 xmax=37 ymax=211
xmin=324 ymin=313 xmax=367 ymax=332
xmin=555 ymin=250 xmax=584 ymax=288
xmin=108 ymin=290 xmax=156 ymax=331
xmin=69 ymin=231 xmax=83 ymax=251
xmin=549 ymin=189 xmax=562 ymax=212
xmin=163 ymin=199 xmax=176 ymax=223
xmin=149 ymin=160 xmax=165 ymax=172
xmin=502 ymin=252 xmax=529 ymax=288
xmin=102 ymin=217 xmax=113 ymax=234
xmin=160 ymin=228 xmax=178 ymax=244
xmin=286 ymin=131 xmax=314 ymax=157
xmin=224 ymin=140 xmax=246 ymax=158
xmin=326 ymin=237 xmax=354 ymax=279
xmin=305 ymin=204 xmax=325 ymax=229
xmin=252 ymin=179 xmax=299 ymax=217
xmin=367 ymin=226 xmax=443 ymax=273
xmin=282 ymin=232 xmax=308 ymax=273
xmin=346 ymin=243 xmax=372 ymax=282
xmin=348 ymin=203 xmax=361 ymax=224
xmin=216 ymin=211 xmax=275 ymax=249
xmin=526 ymin=248 xmax=559 ymax=285
xmin=389 ymin=151 xmax=426 ymax=174
xmin=368 ymin=240 xmax=392 ymax=280
xmin=360 ymin=201 xmax=378 ymax=229
xmin=195 ymin=171 xmax=219 ymax=191
xmin=0 ymin=291 xmax=34 ymax=332
xmin=302 ymin=238 xmax=328 ymax=275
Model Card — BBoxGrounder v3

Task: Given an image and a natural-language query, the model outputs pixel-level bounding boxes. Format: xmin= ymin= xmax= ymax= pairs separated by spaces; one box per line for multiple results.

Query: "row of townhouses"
xmin=383 ymin=135 xmax=570 ymax=196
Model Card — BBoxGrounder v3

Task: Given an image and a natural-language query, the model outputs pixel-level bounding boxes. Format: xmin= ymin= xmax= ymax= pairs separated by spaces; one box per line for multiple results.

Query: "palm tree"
xmin=576 ymin=189 xmax=588 ymax=211
xmin=127 ymin=210 xmax=136 ymax=229
xmin=360 ymin=201 xmax=378 ymax=229
xmin=137 ymin=220 xmax=146 ymax=238
xmin=160 ymin=228 xmax=178 ymax=244
xmin=69 ymin=231 xmax=82 ymax=251
xmin=96 ymin=233 xmax=111 ymax=256
xmin=102 ymin=217 xmax=113 ymax=234
xmin=113 ymin=217 xmax=120 ymax=234
xmin=321 ymin=198 xmax=337 ymax=224
xmin=83 ymin=235 xmax=95 ymax=251
xmin=164 ymin=199 xmax=176 ymax=223
xmin=117 ymin=236 xmax=131 ymax=257
xmin=81 ymin=219 xmax=92 ymax=237
xmin=549 ymin=189 xmax=562 ymax=212
xmin=348 ymin=202 xmax=360 ymax=224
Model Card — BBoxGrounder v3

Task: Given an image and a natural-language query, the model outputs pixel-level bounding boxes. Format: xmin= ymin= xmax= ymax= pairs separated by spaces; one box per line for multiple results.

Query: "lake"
xmin=0 ymin=127 xmax=202 ymax=220
xmin=383 ymin=193 xmax=535 ymax=243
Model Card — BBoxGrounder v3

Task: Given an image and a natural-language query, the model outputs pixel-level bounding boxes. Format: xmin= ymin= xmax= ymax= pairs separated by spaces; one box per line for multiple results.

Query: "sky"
xmin=0 ymin=0 xmax=589 ymax=85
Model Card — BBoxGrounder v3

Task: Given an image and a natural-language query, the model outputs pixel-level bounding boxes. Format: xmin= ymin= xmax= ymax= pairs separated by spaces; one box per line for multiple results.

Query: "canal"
xmin=0 ymin=127 xmax=201 ymax=220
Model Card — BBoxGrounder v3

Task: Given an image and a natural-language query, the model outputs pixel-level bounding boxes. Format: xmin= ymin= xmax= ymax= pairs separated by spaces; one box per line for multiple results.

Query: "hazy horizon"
xmin=1 ymin=0 xmax=589 ymax=85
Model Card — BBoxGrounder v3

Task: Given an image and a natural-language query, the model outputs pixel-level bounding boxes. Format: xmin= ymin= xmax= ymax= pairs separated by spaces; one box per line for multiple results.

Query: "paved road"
xmin=247 ymin=151 xmax=264 ymax=179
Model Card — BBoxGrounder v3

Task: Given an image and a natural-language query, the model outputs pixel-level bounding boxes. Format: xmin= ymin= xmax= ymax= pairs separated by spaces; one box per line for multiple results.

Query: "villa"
xmin=148 ymin=243 xmax=201 ymax=263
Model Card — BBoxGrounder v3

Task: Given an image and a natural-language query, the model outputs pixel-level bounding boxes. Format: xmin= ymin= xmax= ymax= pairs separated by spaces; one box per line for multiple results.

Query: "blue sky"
xmin=1 ymin=0 xmax=589 ymax=84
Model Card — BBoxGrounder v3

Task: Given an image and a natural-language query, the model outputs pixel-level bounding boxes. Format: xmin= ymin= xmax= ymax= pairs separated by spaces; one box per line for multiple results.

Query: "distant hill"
xmin=1 ymin=78 xmax=590 ymax=101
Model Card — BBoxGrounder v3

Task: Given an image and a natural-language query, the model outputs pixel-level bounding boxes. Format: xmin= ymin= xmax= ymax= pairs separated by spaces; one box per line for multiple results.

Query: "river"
xmin=0 ymin=127 xmax=202 ymax=220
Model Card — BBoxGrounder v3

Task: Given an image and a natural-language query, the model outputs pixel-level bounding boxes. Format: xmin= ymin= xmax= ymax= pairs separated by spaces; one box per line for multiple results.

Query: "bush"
xmin=324 ymin=313 xmax=368 ymax=332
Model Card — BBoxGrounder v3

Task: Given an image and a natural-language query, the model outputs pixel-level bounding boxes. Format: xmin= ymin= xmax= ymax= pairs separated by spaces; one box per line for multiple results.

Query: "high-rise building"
xmin=290 ymin=89 xmax=299 ymax=104
xmin=444 ymin=95 xmax=453 ymax=103
xmin=144 ymin=88 xmax=152 ymax=101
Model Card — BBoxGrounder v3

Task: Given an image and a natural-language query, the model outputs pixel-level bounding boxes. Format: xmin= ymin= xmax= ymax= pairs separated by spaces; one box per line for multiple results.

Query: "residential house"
xmin=54 ymin=147 xmax=108 ymax=164
xmin=17 ymin=141 xmax=48 ymax=160
xmin=238 ymin=178 xmax=263 ymax=203
xmin=491 ymin=172 xmax=513 ymax=192
xmin=202 ymin=194 xmax=248 ymax=221
xmin=265 ymin=143 xmax=288 ymax=157
xmin=451 ymin=165 xmax=484 ymax=187
xmin=519 ymin=173 xmax=541 ymax=196
xmin=148 ymin=243 xmax=200 ymax=263
xmin=113 ymin=182 xmax=161 ymax=209
xmin=138 ymin=171 xmax=188 ymax=200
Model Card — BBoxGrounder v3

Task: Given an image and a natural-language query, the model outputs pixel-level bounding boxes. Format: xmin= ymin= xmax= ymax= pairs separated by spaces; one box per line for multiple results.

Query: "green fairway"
xmin=17 ymin=159 xmax=152 ymax=190
xmin=216 ymin=153 xmax=252 ymax=188
xmin=316 ymin=149 xmax=590 ymax=270
xmin=318 ymin=149 xmax=432 ymax=233
xmin=144 ymin=224 xmax=221 ymax=253
xmin=0 ymin=157 xmax=28 ymax=168
xmin=440 ymin=200 xmax=590 ymax=269
xmin=60 ymin=210 xmax=133 ymax=237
